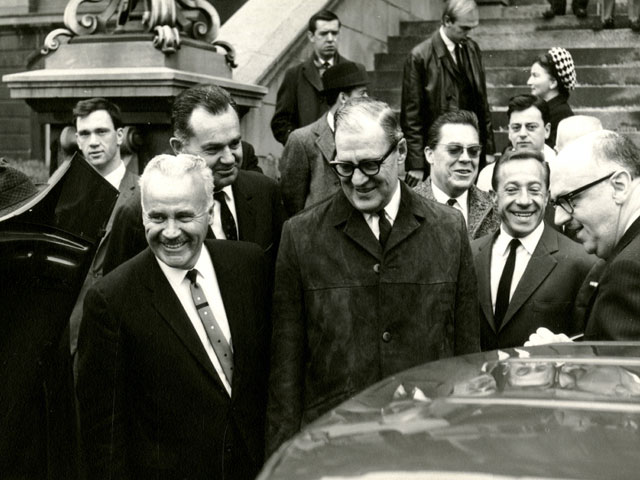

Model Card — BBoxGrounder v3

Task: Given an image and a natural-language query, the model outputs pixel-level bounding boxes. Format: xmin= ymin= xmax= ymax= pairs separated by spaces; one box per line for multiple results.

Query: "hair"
xmin=171 ymin=84 xmax=237 ymax=143
xmin=491 ymin=148 xmax=550 ymax=191
xmin=507 ymin=94 xmax=550 ymax=125
xmin=442 ymin=0 xmax=478 ymax=23
xmin=140 ymin=153 xmax=214 ymax=212
xmin=308 ymin=9 xmax=340 ymax=33
xmin=534 ymin=53 xmax=570 ymax=98
xmin=426 ymin=110 xmax=479 ymax=149
xmin=587 ymin=130 xmax=640 ymax=177
xmin=73 ymin=97 xmax=123 ymax=129
xmin=334 ymin=97 xmax=403 ymax=146
xmin=555 ymin=115 xmax=603 ymax=152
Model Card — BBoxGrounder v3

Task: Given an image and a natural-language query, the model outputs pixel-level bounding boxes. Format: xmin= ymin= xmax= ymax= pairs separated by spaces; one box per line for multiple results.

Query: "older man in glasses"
xmin=528 ymin=130 xmax=640 ymax=344
xmin=266 ymin=97 xmax=479 ymax=454
xmin=414 ymin=110 xmax=499 ymax=239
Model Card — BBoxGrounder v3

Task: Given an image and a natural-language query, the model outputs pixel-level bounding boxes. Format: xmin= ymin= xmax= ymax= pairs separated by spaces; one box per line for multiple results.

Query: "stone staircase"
xmin=371 ymin=0 xmax=640 ymax=151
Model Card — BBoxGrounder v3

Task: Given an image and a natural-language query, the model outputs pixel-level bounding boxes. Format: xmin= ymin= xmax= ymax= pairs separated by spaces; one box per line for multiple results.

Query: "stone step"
xmin=374 ymin=47 xmax=640 ymax=70
xmin=389 ymin=29 xmax=640 ymax=53
xmin=479 ymin=0 xmax=628 ymax=19
xmin=372 ymin=85 xmax=640 ymax=109
xmin=370 ymin=65 xmax=640 ymax=89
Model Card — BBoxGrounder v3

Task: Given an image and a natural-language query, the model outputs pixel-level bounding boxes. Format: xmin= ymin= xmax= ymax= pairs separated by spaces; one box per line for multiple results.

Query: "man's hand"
xmin=404 ymin=169 xmax=424 ymax=187
xmin=524 ymin=327 xmax=573 ymax=346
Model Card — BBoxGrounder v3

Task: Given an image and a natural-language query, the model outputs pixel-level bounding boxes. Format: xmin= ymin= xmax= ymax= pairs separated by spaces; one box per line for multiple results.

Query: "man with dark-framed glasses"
xmin=266 ymin=97 xmax=479 ymax=454
xmin=527 ymin=130 xmax=640 ymax=344
xmin=413 ymin=110 xmax=500 ymax=239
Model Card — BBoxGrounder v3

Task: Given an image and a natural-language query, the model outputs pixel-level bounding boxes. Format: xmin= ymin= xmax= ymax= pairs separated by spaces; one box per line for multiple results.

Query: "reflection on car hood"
xmin=260 ymin=344 xmax=640 ymax=480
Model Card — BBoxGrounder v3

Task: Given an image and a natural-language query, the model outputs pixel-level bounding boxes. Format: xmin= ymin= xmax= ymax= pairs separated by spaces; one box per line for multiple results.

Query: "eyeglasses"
xmin=551 ymin=172 xmax=615 ymax=214
xmin=330 ymin=139 xmax=400 ymax=178
xmin=436 ymin=143 xmax=482 ymax=159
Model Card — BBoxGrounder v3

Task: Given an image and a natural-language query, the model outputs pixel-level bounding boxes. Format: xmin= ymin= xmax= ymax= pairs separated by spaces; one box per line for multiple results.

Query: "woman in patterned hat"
xmin=527 ymin=47 xmax=577 ymax=148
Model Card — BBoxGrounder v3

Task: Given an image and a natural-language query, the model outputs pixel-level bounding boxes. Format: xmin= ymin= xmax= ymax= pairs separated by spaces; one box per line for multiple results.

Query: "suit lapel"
xmin=143 ymin=250 xmax=225 ymax=389
xmin=232 ymin=172 xmax=256 ymax=242
xmin=477 ymin=232 xmax=497 ymax=331
xmin=315 ymin=116 xmax=336 ymax=164
xmin=501 ymin=225 xmax=558 ymax=329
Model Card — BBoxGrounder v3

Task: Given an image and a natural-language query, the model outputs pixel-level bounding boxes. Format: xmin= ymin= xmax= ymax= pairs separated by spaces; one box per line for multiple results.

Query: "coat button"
xmin=373 ymin=263 xmax=380 ymax=273
xmin=382 ymin=331 xmax=391 ymax=342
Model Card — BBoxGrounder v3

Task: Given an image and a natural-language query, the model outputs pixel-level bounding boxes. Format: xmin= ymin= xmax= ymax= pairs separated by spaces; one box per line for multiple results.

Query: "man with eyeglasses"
xmin=266 ymin=97 xmax=479 ymax=454
xmin=414 ymin=110 xmax=500 ymax=239
xmin=528 ymin=130 xmax=640 ymax=344
xmin=471 ymin=149 xmax=595 ymax=350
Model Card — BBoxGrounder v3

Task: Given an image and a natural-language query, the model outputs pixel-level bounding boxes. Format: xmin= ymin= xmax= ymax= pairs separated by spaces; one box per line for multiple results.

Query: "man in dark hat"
xmin=0 ymin=159 xmax=39 ymax=218
xmin=279 ymin=61 xmax=368 ymax=216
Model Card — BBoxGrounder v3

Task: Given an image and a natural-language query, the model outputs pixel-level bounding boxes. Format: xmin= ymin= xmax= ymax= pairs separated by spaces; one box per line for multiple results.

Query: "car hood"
xmin=260 ymin=343 xmax=640 ymax=480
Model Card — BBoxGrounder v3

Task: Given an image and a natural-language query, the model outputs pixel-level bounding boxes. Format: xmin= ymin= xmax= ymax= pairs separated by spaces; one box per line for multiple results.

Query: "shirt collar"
xmin=431 ymin=180 xmax=468 ymax=207
xmin=439 ymin=26 xmax=457 ymax=53
xmin=216 ymin=184 xmax=235 ymax=202
xmin=103 ymin=161 xmax=126 ymax=189
xmin=362 ymin=180 xmax=402 ymax=224
xmin=156 ymin=244 xmax=214 ymax=286
xmin=495 ymin=221 xmax=545 ymax=256
xmin=314 ymin=55 xmax=335 ymax=69
xmin=326 ymin=111 xmax=335 ymax=132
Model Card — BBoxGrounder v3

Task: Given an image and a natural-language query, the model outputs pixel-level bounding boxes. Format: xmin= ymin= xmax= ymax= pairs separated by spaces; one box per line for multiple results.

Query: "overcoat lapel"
xmin=315 ymin=117 xmax=335 ymax=164
xmin=433 ymin=31 xmax=459 ymax=79
xmin=384 ymin=183 xmax=423 ymax=253
xmin=302 ymin=57 xmax=323 ymax=92
xmin=329 ymin=191 xmax=381 ymax=259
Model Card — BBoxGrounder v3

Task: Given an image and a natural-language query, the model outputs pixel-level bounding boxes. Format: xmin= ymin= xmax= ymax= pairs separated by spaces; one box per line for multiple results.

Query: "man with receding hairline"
xmin=555 ymin=115 xmax=603 ymax=152
xmin=267 ymin=97 xmax=478 ymax=453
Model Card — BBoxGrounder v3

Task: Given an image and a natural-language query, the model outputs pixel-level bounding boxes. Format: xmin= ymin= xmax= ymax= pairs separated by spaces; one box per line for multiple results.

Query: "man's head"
xmin=73 ymin=97 xmax=124 ymax=176
xmin=507 ymin=94 xmax=550 ymax=152
xmin=170 ymin=84 xmax=241 ymax=191
xmin=552 ymin=130 xmax=640 ymax=259
xmin=323 ymin=62 xmax=369 ymax=111
xmin=425 ymin=110 xmax=481 ymax=198
xmin=308 ymin=10 xmax=340 ymax=61
xmin=555 ymin=115 xmax=603 ymax=152
xmin=442 ymin=0 xmax=479 ymax=44
xmin=492 ymin=149 xmax=549 ymax=238
xmin=333 ymin=97 xmax=405 ymax=213
xmin=141 ymin=153 xmax=214 ymax=270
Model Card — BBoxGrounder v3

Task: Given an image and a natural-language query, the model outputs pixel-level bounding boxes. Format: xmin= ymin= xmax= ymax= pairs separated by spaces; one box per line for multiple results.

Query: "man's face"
xmin=426 ymin=123 xmax=480 ymax=198
xmin=143 ymin=171 xmax=212 ymax=270
xmin=443 ymin=8 xmax=479 ymax=44
xmin=508 ymin=107 xmax=550 ymax=152
xmin=308 ymin=19 xmax=340 ymax=60
xmin=551 ymin=147 xmax=618 ymax=258
xmin=334 ymin=119 xmax=401 ymax=214
xmin=495 ymin=158 xmax=549 ymax=238
xmin=75 ymin=110 xmax=123 ymax=175
xmin=175 ymin=106 xmax=241 ymax=190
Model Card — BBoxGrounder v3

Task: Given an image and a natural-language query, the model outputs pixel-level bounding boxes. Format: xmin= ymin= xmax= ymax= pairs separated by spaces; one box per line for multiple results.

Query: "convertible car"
xmin=260 ymin=343 xmax=640 ymax=480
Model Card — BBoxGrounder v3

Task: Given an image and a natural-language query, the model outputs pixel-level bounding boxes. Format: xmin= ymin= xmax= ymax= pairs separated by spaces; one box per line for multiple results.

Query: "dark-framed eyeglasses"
xmin=551 ymin=172 xmax=615 ymax=214
xmin=436 ymin=143 xmax=482 ymax=159
xmin=330 ymin=139 xmax=400 ymax=178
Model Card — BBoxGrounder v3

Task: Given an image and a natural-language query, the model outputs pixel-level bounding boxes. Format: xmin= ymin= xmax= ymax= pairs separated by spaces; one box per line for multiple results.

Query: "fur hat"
xmin=547 ymin=47 xmax=576 ymax=91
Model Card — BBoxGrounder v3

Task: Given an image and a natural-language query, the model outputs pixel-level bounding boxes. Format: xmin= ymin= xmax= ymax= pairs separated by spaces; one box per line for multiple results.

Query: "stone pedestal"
xmin=4 ymin=33 xmax=267 ymax=171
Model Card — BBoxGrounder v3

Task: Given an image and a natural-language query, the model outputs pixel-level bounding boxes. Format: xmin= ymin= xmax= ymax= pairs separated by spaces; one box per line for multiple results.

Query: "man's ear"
xmin=544 ymin=122 xmax=551 ymax=140
xmin=169 ymin=137 xmax=183 ymax=154
xmin=397 ymin=138 xmax=407 ymax=165
xmin=116 ymin=127 xmax=124 ymax=146
xmin=424 ymin=146 xmax=435 ymax=166
xmin=611 ymin=170 xmax=633 ymax=204
xmin=307 ymin=30 xmax=314 ymax=43
xmin=443 ymin=14 xmax=453 ymax=27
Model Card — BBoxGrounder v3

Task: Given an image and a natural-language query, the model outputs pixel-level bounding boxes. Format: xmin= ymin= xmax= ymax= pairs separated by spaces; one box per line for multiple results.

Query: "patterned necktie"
xmin=186 ymin=269 xmax=233 ymax=385
xmin=494 ymin=239 xmax=521 ymax=329
xmin=214 ymin=191 xmax=238 ymax=240
xmin=377 ymin=209 xmax=392 ymax=248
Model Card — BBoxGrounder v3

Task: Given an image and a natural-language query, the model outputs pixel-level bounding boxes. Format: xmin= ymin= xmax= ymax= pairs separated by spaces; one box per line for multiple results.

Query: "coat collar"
xmin=608 ymin=215 xmax=640 ymax=263
xmin=231 ymin=171 xmax=255 ymax=242
xmin=432 ymin=29 xmax=459 ymax=79
xmin=313 ymin=114 xmax=336 ymax=163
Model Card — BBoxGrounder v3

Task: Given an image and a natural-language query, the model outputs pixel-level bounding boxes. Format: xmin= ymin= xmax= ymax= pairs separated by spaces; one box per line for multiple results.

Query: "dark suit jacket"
xmin=77 ymin=240 xmax=270 ymax=479
xmin=266 ymin=183 xmax=479 ymax=453
xmin=103 ymin=170 xmax=287 ymax=274
xmin=401 ymin=30 xmax=494 ymax=171
xmin=584 ymin=216 xmax=640 ymax=340
xmin=270 ymin=54 xmax=348 ymax=145
xmin=279 ymin=114 xmax=341 ymax=216
xmin=413 ymin=177 xmax=500 ymax=240
xmin=69 ymin=169 xmax=139 ymax=355
xmin=472 ymin=223 xmax=596 ymax=350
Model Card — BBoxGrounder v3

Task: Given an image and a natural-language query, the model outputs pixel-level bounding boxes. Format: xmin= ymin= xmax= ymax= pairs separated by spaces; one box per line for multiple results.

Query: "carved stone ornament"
xmin=37 ymin=0 xmax=225 ymax=58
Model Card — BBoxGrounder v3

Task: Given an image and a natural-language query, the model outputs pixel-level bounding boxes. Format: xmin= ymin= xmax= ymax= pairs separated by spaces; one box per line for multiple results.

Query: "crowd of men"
xmin=3 ymin=0 xmax=640 ymax=479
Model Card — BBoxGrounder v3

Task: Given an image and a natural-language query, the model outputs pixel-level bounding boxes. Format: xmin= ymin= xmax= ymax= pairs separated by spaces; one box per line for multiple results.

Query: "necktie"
xmin=494 ymin=238 xmax=520 ymax=329
xmin=447 ymin=198 xmax=457 ymax=207
xmin=377 ymin=209 xmax=392 ymax=248
xmin=186 ymin=269 xmax=233 ymax=384
xmin=455 ymin=43 xmax=463 ymax=68
xmin=214 ymin=191 xmax=238 ymax=240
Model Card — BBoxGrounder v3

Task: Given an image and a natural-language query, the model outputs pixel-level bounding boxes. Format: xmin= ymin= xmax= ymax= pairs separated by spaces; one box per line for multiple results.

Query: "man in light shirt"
xmin=471 ymin=149 xmax=594 ymax=350
xmin=267 ymin=97 xmax=479 ymax=454
xmin=413 ymin=110 xmax=500 ymax=239
xmin=77 ymin=153 xmax=270 ymax=479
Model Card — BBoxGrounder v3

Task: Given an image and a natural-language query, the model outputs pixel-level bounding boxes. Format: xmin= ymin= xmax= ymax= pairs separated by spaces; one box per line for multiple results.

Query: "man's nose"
xmin=218 ymin=146 xmax=235 ymax=164
xmin=162 ymin=218 xmax=181 ymax=238
xmin=516 ymin=189 xmax=532 ymax=205
xmin=554 ymin=205 xmax=571 ymax=227
xmin=351 ymin=167 xmax=369 ymax=186
xmin=326 ymin=32 xmax=336 ymax=42
xmin=89 ymin=132 xmax=100 ymax=145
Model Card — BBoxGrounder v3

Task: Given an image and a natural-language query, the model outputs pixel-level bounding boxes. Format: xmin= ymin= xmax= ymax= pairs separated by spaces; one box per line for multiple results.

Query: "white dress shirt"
xmin=490 ymin=222 xmax=545 ymax=313
xmin=431 ymin=181 xmax=470 ymax=225
xmin=156 ymin=247 xmax=232 ymax=395
xmin=103 ymin=161 xmax=126 ymax=189
xmin=212 ymin=185 xmax=239 ymax=240
xmin=363 ymin=181 xmax=401 ymax=240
